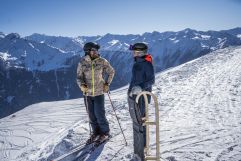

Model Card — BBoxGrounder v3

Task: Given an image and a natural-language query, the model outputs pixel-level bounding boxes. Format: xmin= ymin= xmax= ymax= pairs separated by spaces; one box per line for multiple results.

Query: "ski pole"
xmin=107 ymin=91 xmax=128 ymax=146
xmin=84 ymin=92 xmax=92 ymax=136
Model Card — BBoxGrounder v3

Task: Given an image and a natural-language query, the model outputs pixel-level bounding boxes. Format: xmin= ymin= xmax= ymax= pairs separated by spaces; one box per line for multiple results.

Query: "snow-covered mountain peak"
xmin=25 ymin=34 xmax=83 ymax=54
xmin=0 ymin=32 xmax=5 ymax=38
xmin=181 ymin=28 xmax=197 ymax=34
xmin=5 ymin=33 xmax=21 ymax=40
xmin=0 ymin=51 xmax=11 ymax=61
xmin=0 ymin=33 xmax=74 ymax=71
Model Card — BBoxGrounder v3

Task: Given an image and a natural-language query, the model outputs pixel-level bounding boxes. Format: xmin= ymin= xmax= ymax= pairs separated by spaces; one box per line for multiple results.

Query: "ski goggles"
xmin=90 ymin=48 xmax=98 ymax=52
xmin=129 ymin=45 xmax=143 ymax=53
xmin=129 ymin=44 xmax=148 ymax=51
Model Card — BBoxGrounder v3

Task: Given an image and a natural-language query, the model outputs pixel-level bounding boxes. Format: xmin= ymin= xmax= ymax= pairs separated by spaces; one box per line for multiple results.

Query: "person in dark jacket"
xmin=128 ymin=42 xmax=155 ymax=160
xmin=128 ymin=42 xmax=155 ymax=112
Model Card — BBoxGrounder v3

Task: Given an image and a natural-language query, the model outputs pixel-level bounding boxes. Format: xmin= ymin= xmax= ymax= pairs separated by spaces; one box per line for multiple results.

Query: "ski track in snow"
xmin=155 ymin=47 xmax=241 ymax=161
xmin=0 ymin=46 xmax=241 ymax=161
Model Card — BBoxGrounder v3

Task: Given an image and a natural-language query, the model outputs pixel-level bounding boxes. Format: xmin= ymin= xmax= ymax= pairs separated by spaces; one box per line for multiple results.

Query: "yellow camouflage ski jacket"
xmin=76 ymin=55 xmax=115 ymax=96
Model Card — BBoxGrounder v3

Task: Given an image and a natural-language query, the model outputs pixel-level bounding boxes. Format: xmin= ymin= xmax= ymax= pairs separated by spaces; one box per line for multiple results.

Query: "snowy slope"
xmin=1 ymin=46 xmax=241 ymax=161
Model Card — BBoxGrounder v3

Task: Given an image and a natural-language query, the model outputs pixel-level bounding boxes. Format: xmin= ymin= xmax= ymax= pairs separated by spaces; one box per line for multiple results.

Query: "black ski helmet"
xmin=83 ymin=42 xmax=100 ymax=53
xmin=129 ymin=42 xmax=148 ymax=51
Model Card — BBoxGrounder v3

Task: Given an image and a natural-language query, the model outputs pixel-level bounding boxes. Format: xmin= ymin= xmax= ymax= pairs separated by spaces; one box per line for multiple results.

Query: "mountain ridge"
xmin=1 ymin=27 xmax=241 ymax=118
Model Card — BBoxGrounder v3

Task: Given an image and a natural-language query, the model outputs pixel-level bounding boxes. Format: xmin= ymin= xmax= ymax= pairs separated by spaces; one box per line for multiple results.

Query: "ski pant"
xmin=128 ymin=95 xmax=147 ymax=161
xmin=133 ymin=123 xmax=145 ymax=160
xmin=84 ymin=94 xmax=110 ymax=135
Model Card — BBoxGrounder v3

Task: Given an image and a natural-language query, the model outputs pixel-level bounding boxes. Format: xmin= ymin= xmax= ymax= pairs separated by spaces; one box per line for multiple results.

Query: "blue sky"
xmin=0 ymin=0 xmax=241 ymax=37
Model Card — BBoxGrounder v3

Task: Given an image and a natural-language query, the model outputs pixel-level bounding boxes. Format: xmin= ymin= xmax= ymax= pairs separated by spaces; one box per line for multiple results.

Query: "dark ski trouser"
xmin=84 ymin=94 xmax=110 ymax=135
xmin=128 ymin=96 xmax=147 ymax=161
xmin=133 ymin=123 xmax=145 ymax=160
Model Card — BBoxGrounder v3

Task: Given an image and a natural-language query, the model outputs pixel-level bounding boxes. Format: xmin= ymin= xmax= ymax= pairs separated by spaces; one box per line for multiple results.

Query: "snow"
xmin=201 ymin=43 xmax=209 ymax=48
xmin=21 ymin=50 xmax=27 ymax=57
xmin=0 ymin=36 xmax=74 ymax=71
xmin=201 ymin=35 xmax=211 ymax=40
xmin=192 ymin=36 xmax=200 ymax=40
xmin=74 ymin=37 xmax=85 ymax=45
xmin=173 ymin=40 xmax=180 ymax=43
xmin=169 ymin=37 xmax=176 ymax=41
xmin=124 ymin=43 xmax=129 ymax=46
xmin=0 ymin=52 xmax=18 ymax=62
xmin=154 ymin=46 xmax=241 ymax=161
xmin=0 ymin=33 xmax=5 ymax=38
xmin=108 ymin=40 xmax=120 ymax=46
xmin=237 ymin=34 xmax=241 ymax=39
xmin=45 ymin=44 xmax=67 ymax=53
xmin=1 ymin=46 xmax=241 ymax=161
xmin=28 ymin=43 xmax=35 ymax=49
xmin=0 ymin=52 xmax=11 ymax=61
xmin=95 ymin=36 xmax=103 ymax=41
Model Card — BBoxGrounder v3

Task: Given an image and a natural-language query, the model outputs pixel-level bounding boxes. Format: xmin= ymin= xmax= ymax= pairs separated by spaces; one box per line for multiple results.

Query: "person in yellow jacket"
xmin=76 ymin=42 xmax=115 ymax=144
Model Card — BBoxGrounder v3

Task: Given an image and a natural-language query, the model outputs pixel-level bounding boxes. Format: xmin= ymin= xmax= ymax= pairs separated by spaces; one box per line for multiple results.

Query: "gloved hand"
xmin=103 ymin=83 xmax=109 ymax=93
xmin=129 ymin=86 xmax=142 ymax=97
xmin=80 ymin=84 xmax=88 ymax=94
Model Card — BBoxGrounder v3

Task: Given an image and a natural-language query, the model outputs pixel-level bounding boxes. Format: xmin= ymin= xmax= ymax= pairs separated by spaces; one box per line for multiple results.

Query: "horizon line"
xmin=1 ymin=26 xmax=241 ymax=38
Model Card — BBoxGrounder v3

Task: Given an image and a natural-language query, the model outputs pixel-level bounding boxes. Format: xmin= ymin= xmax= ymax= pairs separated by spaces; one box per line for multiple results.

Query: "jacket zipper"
xmin=91 ymin=62 xmax=95 ymax=95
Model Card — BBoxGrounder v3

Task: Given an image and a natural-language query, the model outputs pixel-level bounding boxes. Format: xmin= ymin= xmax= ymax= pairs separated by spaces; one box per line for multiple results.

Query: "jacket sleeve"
xmin=76 ymin=62 xmax=85 ymax=88
xmin=128 ymin=64 xmax=143 ymax=93
xmin=103 ymin=59 xmax=115 ymax=85
xmin=143 ymin=62 xmax=155 ymax=90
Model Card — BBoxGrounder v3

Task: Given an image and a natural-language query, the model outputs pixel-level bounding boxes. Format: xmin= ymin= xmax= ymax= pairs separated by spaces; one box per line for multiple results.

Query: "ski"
xmin=52 ymin=135 xmax=111 ymax=161
xmin=74 ymin=135 xmax=111 ymax=161
xmin=51 ymin=142 xmax=94 ymax=161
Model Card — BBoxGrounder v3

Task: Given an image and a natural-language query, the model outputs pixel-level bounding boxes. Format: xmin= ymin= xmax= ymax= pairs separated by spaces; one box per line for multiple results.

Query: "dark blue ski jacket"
xmin=128 ymin=54 xmax=155 ymax=94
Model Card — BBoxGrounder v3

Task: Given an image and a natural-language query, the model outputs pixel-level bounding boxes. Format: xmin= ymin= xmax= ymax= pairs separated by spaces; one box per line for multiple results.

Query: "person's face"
xmin=133 ymin=50 xmax=142 ymax=57
xmin=89 ymin=48 xmax=99 ymax=58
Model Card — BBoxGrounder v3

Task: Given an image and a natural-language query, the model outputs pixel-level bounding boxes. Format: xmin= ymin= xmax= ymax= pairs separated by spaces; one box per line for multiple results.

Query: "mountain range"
xmin=1 ymin=27 xmax=241 ymax=118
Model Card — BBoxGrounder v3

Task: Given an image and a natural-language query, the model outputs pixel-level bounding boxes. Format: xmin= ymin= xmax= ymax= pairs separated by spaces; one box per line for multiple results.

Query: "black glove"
xmin=103 ymin=83 xmax=109 ymax=93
